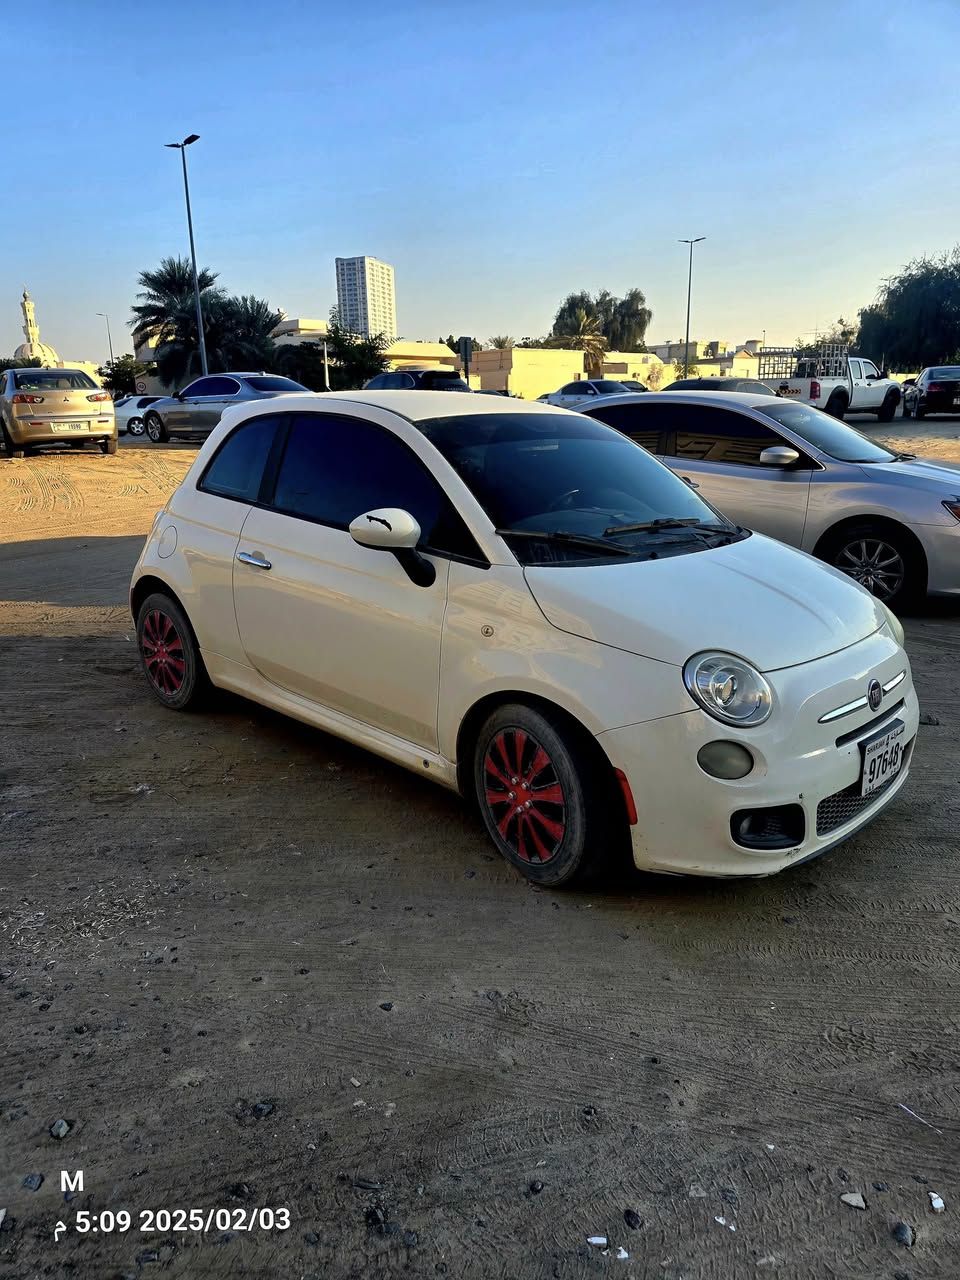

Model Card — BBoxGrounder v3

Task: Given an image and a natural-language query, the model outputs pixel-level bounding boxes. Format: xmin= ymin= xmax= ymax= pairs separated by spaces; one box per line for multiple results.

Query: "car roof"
xmin=586 ymin=390 xmax=775 ymax=409
xmin=240 ymin=389 xmax=572 ymax=422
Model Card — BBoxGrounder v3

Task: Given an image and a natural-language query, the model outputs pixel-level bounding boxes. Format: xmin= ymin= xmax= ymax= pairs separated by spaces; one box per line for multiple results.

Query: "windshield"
xmin=754 ymin=401 xmax=895 ymax=462
xmin=590 ymin=381 xmax=631 ymax=394
xmin=418 ymin=412 xmax=738 ymax=563
xmin=13 ymin=368 xmax=97 ymax=391
xmin=245 ymin=376 xmax=307 ymax=392
xmin=421 ymin=372 xmax=470 ymax=390
xmin=930 ymin=367 xmax=960 ymax=380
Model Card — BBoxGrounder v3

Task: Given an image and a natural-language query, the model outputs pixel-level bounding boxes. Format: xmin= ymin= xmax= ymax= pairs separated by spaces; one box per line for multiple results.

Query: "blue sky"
xmin=3 ymin=0 xmax=959 ymax=362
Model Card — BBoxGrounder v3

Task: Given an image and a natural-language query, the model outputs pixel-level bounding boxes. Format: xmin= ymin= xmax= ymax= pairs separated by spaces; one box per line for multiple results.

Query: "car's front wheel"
xmin=822 ymin=523 xmax=923 ymax=607
xmin=472 ymin=702 xmax=616 ymax=887
xmin=127 ymin=417 xmax=146 ymax=436
xmin=136 ymin=592 xmax=210 ymax=710
xmin=145 ymin=413 xmax=169 ymax=443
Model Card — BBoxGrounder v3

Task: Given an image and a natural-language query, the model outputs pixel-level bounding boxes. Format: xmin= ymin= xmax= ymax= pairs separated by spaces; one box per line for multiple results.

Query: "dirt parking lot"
xmin=2 ymin=427 xmax=959 ymax=1279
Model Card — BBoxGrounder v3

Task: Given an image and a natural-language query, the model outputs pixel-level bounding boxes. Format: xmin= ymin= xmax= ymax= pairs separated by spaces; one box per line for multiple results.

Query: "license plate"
xmin=51 ymin=422 xmax=88 ymax=432
xmin=860 ymin=720 xmax=906 ymax=796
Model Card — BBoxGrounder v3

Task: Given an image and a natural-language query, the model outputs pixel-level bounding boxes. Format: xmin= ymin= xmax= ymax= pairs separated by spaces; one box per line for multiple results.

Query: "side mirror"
xmin=348 ymin=508 xmax=435 ymax=587
xmin=349 ymin=507 xmax=421 ymax=549
xmin=175 ymin=390 xmax=185 ymax=401
xmin=759 ymin=445 xmax=801 ymax=467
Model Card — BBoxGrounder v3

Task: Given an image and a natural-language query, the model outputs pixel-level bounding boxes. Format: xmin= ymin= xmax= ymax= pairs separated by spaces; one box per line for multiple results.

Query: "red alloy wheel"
xmin=482 ymin=728 xmax=567 ymax=864
xmin=140 ymin=609 xmax=186 ymax=696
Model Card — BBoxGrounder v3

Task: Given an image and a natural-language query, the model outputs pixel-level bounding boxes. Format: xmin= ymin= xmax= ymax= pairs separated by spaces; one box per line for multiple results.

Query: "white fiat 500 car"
xmin=130 ymin=392 xmax=918 ymax=886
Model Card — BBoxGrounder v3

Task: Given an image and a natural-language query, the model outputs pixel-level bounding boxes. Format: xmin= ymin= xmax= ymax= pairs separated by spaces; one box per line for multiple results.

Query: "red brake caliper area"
xmin=483 ymin=729 xmax=567 ymax=863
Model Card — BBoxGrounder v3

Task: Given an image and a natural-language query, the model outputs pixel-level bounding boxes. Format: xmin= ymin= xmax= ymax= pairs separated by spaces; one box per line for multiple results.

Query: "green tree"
xmin=130 ymin=256 xmax=219 ymax=350
xmin=135 ymin=286 xmax=282 ymax=386
xmin=672 ymin=359 xmax=699 ymax=381
xmin=547 ymin=307 xmax=607 ymax=374
xmin=322 ymin=310 xmax=391 ymax=389
xmin=793 ymin=317 xmax=857 ymax=358
xmin=550 ymin=287 xmax=652 ymax=352
xmin=489 ymin=335 xmax=514 ymax=349
xmin=275 ymin=342 xmax=330 ymax=392
xmin=858 ymin=248 xmax=960 ymax=369
xmin=97 ymin=354 xmax=154 ymax=396
xmin=0 ymin=356 xmax=42 ymax=373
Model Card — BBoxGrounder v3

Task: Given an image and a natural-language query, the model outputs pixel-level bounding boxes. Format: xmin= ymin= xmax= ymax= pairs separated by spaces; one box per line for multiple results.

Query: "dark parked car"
xmin=902 ymin=367 xmax=960 ymax=418
xmin=665 ymin=377 xmax=778 ymax=395
xmin=364 ymin=367 xmax=470 ymax=392
xmin=144 ymin=374 xmax=309 ymax=443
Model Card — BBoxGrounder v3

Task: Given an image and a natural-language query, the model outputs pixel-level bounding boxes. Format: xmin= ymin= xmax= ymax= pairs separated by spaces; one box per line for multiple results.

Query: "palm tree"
xmin=130 ymin=256 xmax=219 ymax=349
xmin=548 ymin=308 xmax=607 ymax=374
xmin=489 ymin=335 xmax=515 ymax=350
xmin=150 ymin=293 xmax=282 ymax=386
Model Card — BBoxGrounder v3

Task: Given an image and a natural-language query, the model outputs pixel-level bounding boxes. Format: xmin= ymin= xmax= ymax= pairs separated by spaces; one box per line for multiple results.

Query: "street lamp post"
xmin=164 ymin=133 xmax=208 ymax=377
xmin=96 ymin=312 xmax=115 ymax=365
xmin=678 ymin=237 xmax=705 ymax=377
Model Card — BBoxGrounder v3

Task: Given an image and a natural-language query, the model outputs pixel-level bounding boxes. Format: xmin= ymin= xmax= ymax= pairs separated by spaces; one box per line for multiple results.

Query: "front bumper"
xmin=597 ymin=631 xmax=919 ymax=877
xmin=916 ymin=517 xmax=960 ymax=595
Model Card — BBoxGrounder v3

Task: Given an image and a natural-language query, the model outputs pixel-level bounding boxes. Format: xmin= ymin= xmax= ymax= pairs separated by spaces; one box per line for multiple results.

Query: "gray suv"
xmin=144 ymin=373 xmax=308 ymax=443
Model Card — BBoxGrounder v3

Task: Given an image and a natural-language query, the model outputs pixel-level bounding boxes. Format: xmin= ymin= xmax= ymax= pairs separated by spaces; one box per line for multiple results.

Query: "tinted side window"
xmin=182 ymin=378 xmax=214 ymax=397
xmin=198 ymin=377 xmax=241 ymax=397
xmin=271 ymin=415 xmax=482 ymax=559
xmin=672 ymin=407 xmax=782 ymax=466
xmin=560 ymin=383 xmax=582 ymax=395
xmin=198 ymin=416 xmax=281 ymax=501
xmin=584 ymin=403 xmax=662 ymax=452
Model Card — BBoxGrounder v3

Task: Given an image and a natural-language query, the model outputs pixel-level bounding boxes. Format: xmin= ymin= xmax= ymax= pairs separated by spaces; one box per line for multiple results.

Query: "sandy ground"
xmin=1 ymin=429 xmax=959 ymax=1279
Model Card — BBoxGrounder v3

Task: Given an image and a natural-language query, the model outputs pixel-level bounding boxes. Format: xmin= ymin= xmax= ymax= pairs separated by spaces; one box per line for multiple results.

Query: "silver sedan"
xmin=143 ymin=373 xmax=308 ymax=443
xmin=580 ymin=390 xmax=960 ymax=606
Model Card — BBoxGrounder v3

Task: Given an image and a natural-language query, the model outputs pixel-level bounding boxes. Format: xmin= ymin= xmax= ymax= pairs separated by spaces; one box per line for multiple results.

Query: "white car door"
xmin=655 ymin=402 xmax=812 ymax=546
xmin=858 ymin=359 xmax=886 ymax=409
xmin=231 ymin=410 xmax=479 ymax=751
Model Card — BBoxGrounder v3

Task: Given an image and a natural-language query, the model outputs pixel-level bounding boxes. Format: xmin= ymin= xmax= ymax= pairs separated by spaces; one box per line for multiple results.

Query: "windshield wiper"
xmin=496 ymin=528 xmax=632 ymax=556
xmin=602 ymin=517 xmax=712 ymax=537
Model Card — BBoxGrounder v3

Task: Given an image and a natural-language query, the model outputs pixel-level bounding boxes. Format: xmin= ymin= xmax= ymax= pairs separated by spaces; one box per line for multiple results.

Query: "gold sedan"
xmin=0 ymin=367 xmax=117 ymax=457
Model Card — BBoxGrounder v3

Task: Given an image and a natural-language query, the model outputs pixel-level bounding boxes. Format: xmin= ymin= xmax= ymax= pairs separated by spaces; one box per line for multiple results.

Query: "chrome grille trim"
xmin=818 ymin=670 xmax=907 ymax=724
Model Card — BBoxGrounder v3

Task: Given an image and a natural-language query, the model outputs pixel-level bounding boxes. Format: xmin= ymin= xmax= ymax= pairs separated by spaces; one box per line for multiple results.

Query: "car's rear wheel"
xmin=100 ymin=438 xmax=118 ymax=455
xmin=472 ymin=702 xmax=615 ymax=887
xmin=877 ymin=391 xmax=899 ymax=422
xmin=127 ymin=417 xmax=146 ymax=436
xmin=1 ymin=421 xmax=18 ymax=456
xmin=822 ymin=522 xmax=923 ymax=607
xmin=824 ymin=392 xmax=848 ymax=419
xmin=145 ymin=413 xmax=169 ymax=443
xmin=136 ymin=592 xmax=210 ymax=710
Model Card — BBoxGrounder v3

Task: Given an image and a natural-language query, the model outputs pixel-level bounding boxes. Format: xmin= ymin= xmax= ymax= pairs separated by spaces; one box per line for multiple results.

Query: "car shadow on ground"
xmin=0 ymin=535 xmax=147 ymax=605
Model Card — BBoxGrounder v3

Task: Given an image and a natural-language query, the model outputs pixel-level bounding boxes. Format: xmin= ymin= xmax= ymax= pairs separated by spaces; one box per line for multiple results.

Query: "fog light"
xmin=697 ymin=740 xmax=754 ymax=780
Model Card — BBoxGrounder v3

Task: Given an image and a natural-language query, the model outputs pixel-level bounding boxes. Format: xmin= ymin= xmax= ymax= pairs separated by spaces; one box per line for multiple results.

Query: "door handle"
xmin=236 ymin=551 xmax=272 ymax=570
xmin=682 ymin=475 xmax=700 ymax=489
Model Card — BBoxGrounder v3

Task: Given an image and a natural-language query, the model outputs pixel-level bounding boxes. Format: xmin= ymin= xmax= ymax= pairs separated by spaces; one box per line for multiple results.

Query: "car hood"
xmin=524 ymin=533 xmax=886 ymax=671
xmin=857 ymin=457 xmax=960 ymax=494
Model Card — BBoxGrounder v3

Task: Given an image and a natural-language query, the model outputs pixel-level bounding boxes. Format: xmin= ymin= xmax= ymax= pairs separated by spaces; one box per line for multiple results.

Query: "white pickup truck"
xmin=757 ymin=345 xmax=901 ymax=421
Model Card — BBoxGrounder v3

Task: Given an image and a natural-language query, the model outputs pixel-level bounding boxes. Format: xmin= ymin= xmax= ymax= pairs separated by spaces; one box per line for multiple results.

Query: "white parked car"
xmin=130 ymin=392 xmax=918 ymax=885
xmin=542 ymin=379 xmax=634 ymax=409
xmin=114 ymin=395 xmax=163 ymax=436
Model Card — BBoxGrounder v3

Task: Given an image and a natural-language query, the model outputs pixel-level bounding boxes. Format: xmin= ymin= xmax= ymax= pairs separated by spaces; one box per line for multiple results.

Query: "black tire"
xmin=100 ymin=437 xmax=118 ymax=455
xmin=877 ymin=392 xmax=899 ymax=422
xmin=824 ymin=392 xmax=848 ymax=420
xmin=1 ymin=420 xmax=17 ymax=456
xmin=127 ymin=416 xmax=145 ymax=437
xmin=821 ymin=522 xmax=924 ymax=608
xmin=145 ymin=413 xmax=169 ymax=443
xmin=902 ymin=397 xmax=914 ymax=419
xmin=472 ymin=702 xmax=618 ymax=887
xmin=915 ymin=401 xmax=926 ymax=420
xmin=136 ymin=592 xmax=210 ymax=710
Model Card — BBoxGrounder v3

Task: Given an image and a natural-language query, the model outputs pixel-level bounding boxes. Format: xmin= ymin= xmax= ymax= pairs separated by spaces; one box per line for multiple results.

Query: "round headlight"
xmin=683 ymin=651 xmax=772 ymax=726
xmin=880 ymin=601 xmax=904 ymax=647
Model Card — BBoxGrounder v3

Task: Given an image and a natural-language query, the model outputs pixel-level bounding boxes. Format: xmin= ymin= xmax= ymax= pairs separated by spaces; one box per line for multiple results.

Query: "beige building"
xmin=470 ymin=347 xmax=588 ymax=399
